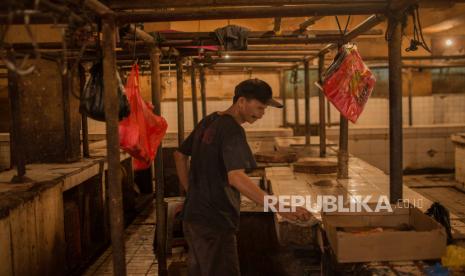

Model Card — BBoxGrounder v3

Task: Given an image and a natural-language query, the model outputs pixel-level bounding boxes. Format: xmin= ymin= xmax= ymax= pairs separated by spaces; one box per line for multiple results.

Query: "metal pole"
xmin=107 ymin=1 xmax=394 ymax=10
xmin=304 ymin=59 xmax=310 ymax=145
xmin=408 ymin=70 xmax=413 ymax=126
xmin=342 ymin=14 xmax=385 ymax=43
xmin=221 ymin=51 xmax=319 ymax=56
xmin=176 ymin=57 xmax=185 ymax=146
xmin=293 ymin=69 xmax=299 ymax=135
xmin=7 ymin=51 xmax=26 ymax=182
xmin=81 ymin=114 xmax=90 ymax=157
xmin=200 ymin=66 xmax=207 ymax=119
xmin=117 ymin=4 xmax=387 ymax=23
xmin=150 ymin=47 xmax=167 ymax=276
xmin=317 ymin=44 xmax=335 ymax=130
xmin=280 ymin=69 xmax=287 ymax=127
xmin=318 ymin=54 xmax=326 ymax=157
xmin=84 ymin=0 xmax=114 ymax=16
xmin=248 ymin=45 xmax=321 ymax=51
xmin=205 ymin=57 xmax=306 ymax=63
xmin=102 ymin=16 xmax=126 ymax=276
xmin=388 ymin=15 xmax=403 ymax=203
xmin=79 ymin=64 xmax=90 ymax=158
xmin=337 ymin=115 xmax=349 ymax=179
xmin=61 ymin=62 xmax=71 ymax=161
xmin=297 ymin=16 xmax=324 ymax=33
xmin=190 ymin=65 xmax=199 ymax=126
xmin=326 ymin=100 xmax=331 ymax=127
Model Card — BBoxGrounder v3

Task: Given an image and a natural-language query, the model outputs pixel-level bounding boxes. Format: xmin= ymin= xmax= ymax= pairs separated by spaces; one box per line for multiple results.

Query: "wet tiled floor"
xmin=83 ymin=204 xmax=186 ymax=276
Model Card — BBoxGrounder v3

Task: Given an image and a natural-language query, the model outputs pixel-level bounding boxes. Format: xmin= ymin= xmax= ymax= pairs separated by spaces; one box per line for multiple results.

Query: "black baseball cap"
xmin=234 ymin=78 xmax=283 ymax=108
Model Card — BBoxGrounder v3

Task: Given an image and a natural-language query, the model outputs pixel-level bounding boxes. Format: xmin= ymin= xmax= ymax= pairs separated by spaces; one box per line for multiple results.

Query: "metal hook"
xmin=23 ymin=13 xmax=41 ymax=60
xmin=0 ymin=11 xmax=38 ymax=76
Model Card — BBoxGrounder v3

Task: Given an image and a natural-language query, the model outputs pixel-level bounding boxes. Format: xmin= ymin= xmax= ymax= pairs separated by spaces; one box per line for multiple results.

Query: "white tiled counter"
xmin=266 ymin=155 xmax=465 ymax=245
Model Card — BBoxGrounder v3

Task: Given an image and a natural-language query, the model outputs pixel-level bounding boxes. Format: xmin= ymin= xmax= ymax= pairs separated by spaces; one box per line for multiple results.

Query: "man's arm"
xmin=174 ymin=150 xmax=190 ymax=191
xmin=227 ymin=169 xmax=312 ymax=221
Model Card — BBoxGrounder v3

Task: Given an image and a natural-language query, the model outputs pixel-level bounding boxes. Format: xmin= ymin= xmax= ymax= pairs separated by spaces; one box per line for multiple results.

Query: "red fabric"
xmin=119 ymin=64 xmax=167 ymax=170
xmin=322 ymin=45 xmax=376 ymax=123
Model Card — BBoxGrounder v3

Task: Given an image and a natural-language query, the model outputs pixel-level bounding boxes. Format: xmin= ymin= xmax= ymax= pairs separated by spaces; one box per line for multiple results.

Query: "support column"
xmin=190 ymin=64 xmax=199 ymax=126
xmin=79 ymin=64 xmax=90 ymax=158
xmin=408 ymin=70 xmax=413 ymax=126
xmin=388 ymin=15 xmax=403 ymax=203
xmin=7 ymin=51 xmax=26 ymax=182
xmin=292 ymin=69 xmax=299 ymax=135
xmin=304 ymin=59 xmax=310 ymax=146
xmin=318 ymin=54 xmax=326 ymax=157
xmin=176 ymin=57 xmax=185 ymax=146
xmin=102 ymin=16 xmax=126 ymax=276
xmin=200 ymin=66 xmax=207 ymax=119
xmin=150 ymin=47 xmax=167 ymax=276
xmin=326 ymin=99 xmax=331 ymax=127
xmin=280 ymin=69 xmax=287 ymax=127
xmin=61 ymin=62 xmax=72 ymax=161
xmin=337 ymin=115 xmax=349 ymax=179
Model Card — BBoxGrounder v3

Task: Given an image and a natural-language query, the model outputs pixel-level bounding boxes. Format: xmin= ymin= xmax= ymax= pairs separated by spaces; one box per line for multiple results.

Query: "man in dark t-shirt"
xmin=174 ymin=79 xmax=312 ymax=276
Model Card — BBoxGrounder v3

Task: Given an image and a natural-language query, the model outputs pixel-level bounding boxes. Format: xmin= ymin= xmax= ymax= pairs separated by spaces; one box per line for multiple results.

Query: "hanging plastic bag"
xmin=322 ymin=44 xmax=376 ymax=123
xmin=119 ymin=64 xmax=167 ymax=170
xmin=80 ymin=62 xmax=130 ymax=122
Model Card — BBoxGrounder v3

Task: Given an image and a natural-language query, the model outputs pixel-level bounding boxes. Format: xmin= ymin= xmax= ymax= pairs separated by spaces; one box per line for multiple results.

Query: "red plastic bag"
xmin=119 ymin=64 xmax=167 ymax=170
xmin=322 ymin=44 xmax=376 ymax=123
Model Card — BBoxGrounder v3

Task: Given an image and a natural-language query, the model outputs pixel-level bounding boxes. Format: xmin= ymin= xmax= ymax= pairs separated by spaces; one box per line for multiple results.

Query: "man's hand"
xmin=278 ymin=206 xmax=314 ymax=222
xmin=227 ymin=170 xmax=315 ymax=223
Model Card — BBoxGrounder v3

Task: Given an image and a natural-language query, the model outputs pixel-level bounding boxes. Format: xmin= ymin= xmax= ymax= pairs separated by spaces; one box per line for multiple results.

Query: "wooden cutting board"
xmin=254 ymin=151 xmax=298 ymax=163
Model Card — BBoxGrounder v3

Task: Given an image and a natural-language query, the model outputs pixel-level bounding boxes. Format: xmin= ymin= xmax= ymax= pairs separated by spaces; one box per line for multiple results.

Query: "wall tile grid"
xmin=44 ymin=94 xmax=465 ymax=173
xmin=85 ymin=94 xmax=465 ymax=134
xmin=455 ymin=145 xmax=465 ymax=184
xmin=0 ymin=142 xmax=9 ymax=170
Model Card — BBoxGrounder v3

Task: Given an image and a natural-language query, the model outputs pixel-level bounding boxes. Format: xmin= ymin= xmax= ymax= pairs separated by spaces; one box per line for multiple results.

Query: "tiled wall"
xmin=2 ymin=94 xmax=464 ymax=171
xmin=0 ymin=134 xmax=10 ymax=170
xmin=87 ymin=94 xmax=465 ymax=133
xmin=454 ymin=140 xmax=465 ymax=185
xmin=327 ymin=125 xmax=465 ymax=173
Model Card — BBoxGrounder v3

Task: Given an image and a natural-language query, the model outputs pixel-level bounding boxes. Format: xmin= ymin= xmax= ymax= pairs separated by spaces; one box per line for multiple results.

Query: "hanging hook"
xmin=0 ymin=11 xmax=37 ymax=76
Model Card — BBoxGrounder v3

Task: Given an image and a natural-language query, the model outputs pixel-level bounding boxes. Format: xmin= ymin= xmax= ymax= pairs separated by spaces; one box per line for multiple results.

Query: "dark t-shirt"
xmin=178 ymin=112 xmax=257 ymax=231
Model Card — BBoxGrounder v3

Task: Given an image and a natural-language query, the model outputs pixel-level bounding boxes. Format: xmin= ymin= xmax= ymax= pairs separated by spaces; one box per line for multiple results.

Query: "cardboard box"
xmin=322 ymin=205 xmax=447 ymax=263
